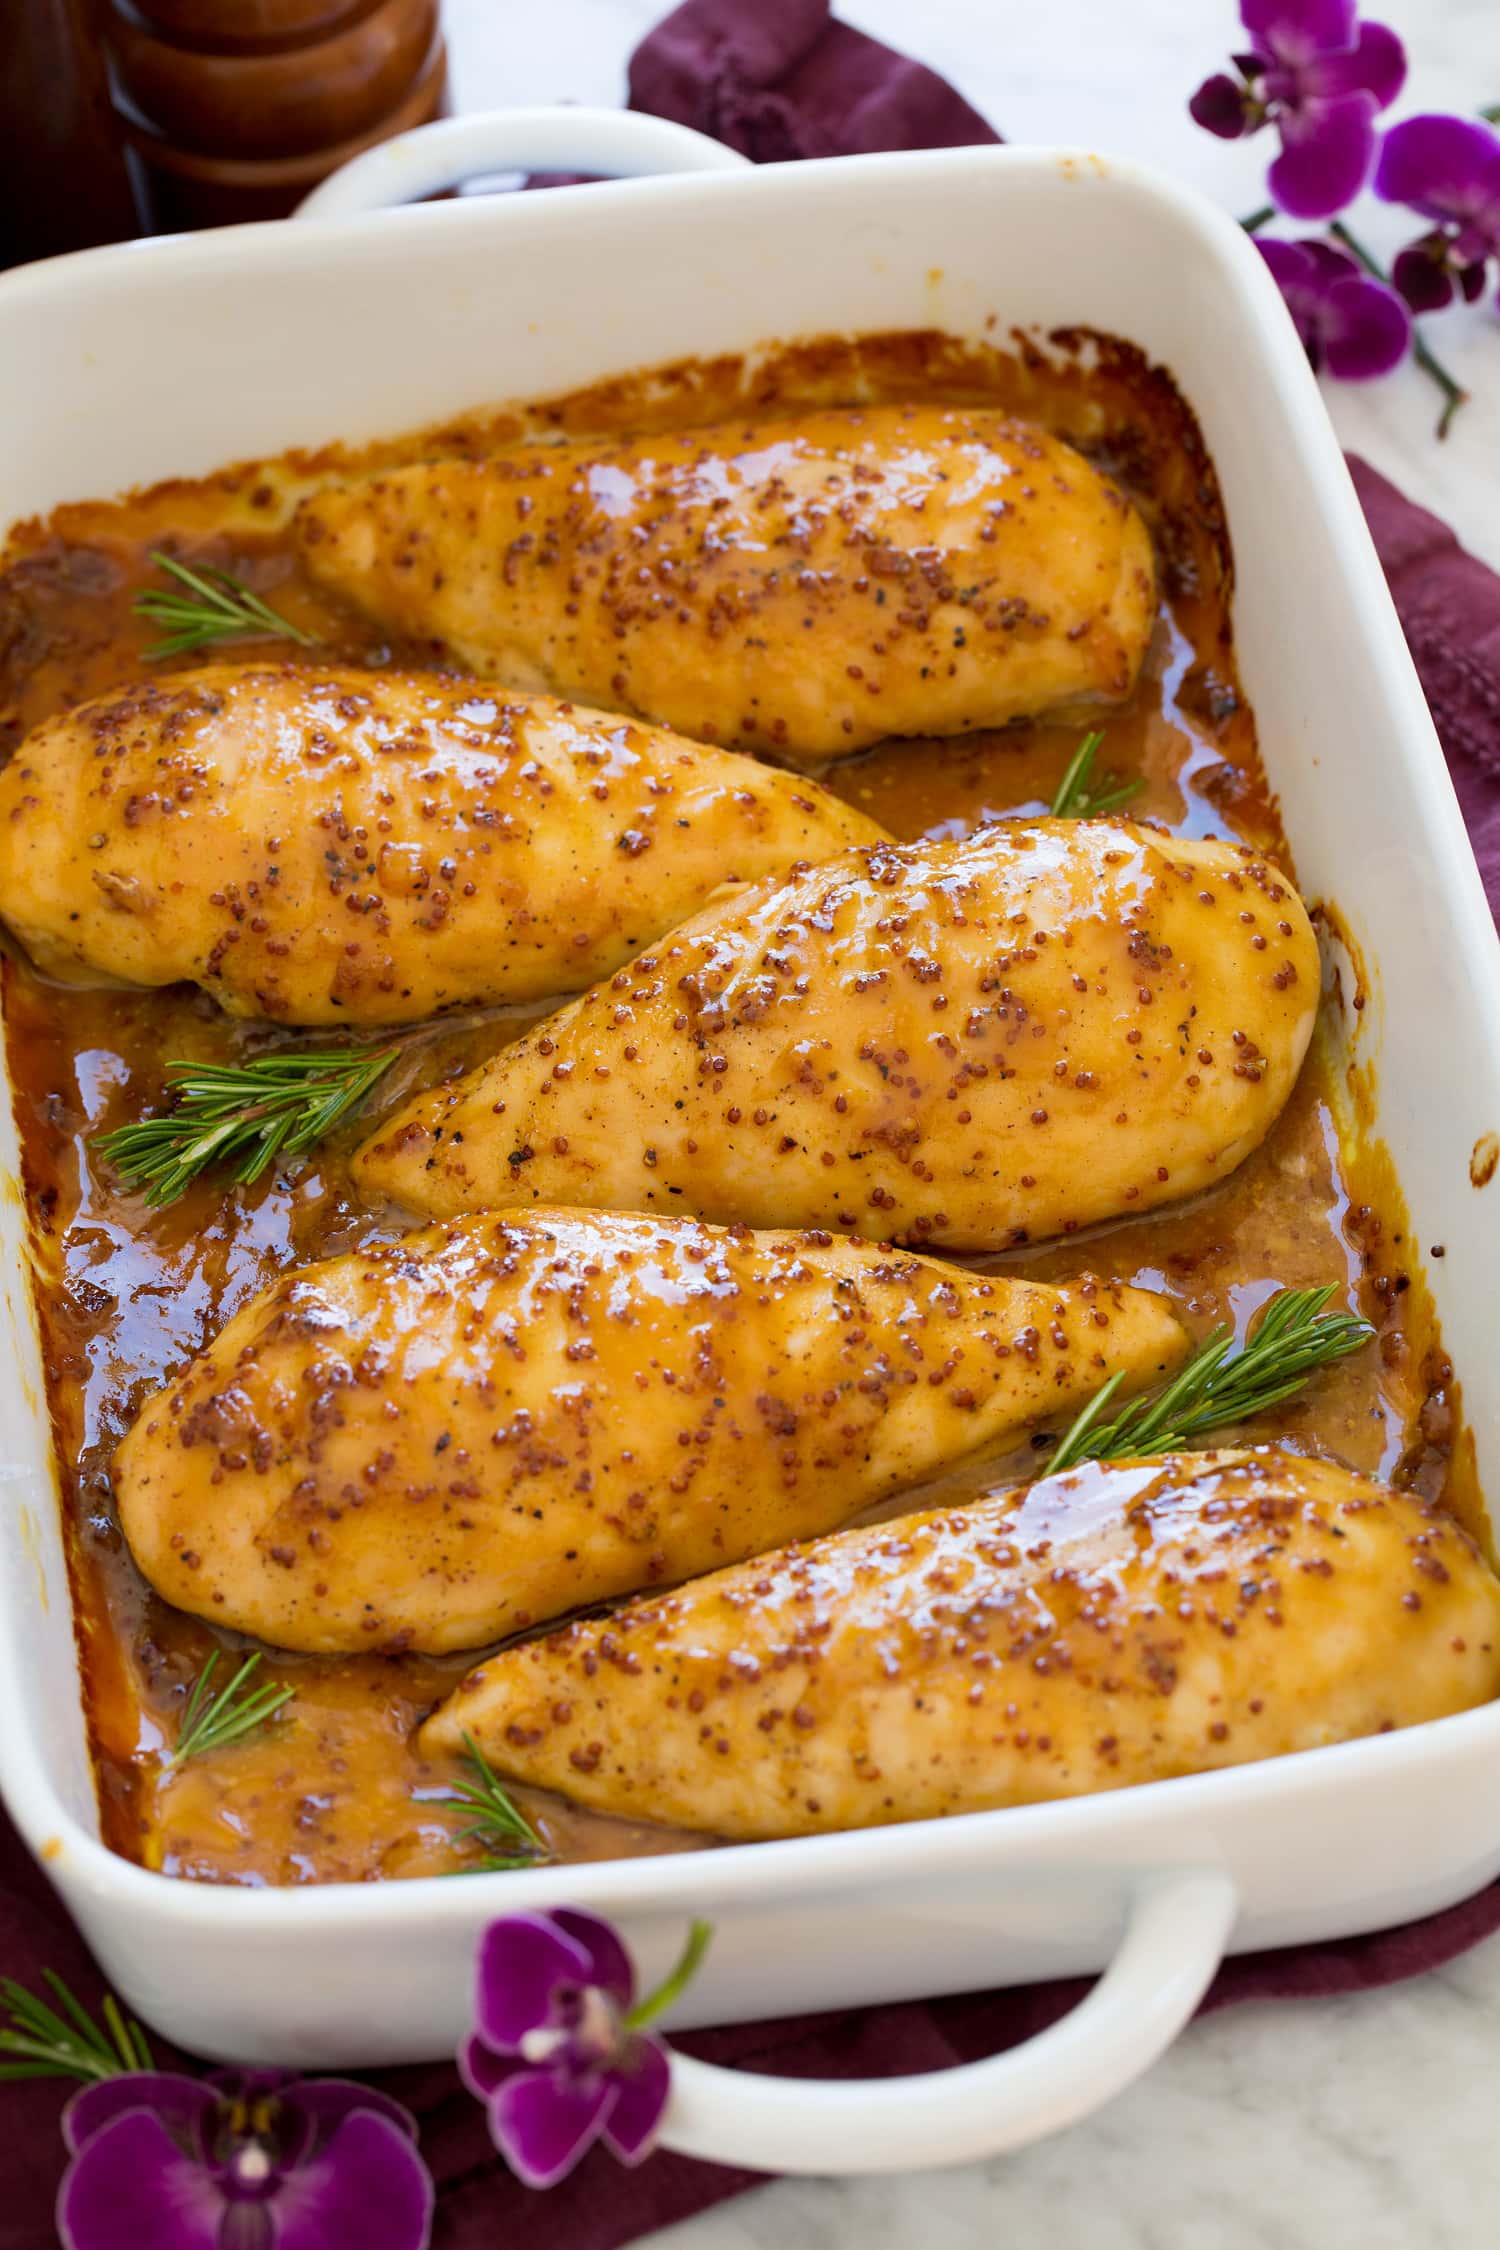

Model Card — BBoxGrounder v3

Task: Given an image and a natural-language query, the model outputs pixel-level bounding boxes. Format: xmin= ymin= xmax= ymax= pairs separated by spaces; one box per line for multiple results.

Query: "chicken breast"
xmin=0 ymin=662 xmax=882 ymax=1025
xmin=294 ymin=405 xmax=1157 ymax=766
xmin=112 ymin=1207 xmax=1184 ymax=1656
xmin=423 ymin=1447 xmax=1500 ymax=1835
xmin=357 ymin=820 xmax=1319 ymax=1250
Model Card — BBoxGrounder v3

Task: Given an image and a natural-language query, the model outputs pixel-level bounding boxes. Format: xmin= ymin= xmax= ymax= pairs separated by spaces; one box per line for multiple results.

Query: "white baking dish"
xmin=2 ymin=111 xmax=1499 ymax=2178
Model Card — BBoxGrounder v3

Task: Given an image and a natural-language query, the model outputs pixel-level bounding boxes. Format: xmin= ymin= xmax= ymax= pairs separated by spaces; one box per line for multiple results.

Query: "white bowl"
xmin=2 ymin=109 xmax=1498 ymax=2175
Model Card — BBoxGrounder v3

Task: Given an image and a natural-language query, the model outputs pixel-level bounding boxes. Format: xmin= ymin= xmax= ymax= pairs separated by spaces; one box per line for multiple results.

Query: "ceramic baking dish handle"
xmin=656 ymin=1867 xmax=1237 ymax=2175
xmin=294 ymin=105 xmax=751 ymax=221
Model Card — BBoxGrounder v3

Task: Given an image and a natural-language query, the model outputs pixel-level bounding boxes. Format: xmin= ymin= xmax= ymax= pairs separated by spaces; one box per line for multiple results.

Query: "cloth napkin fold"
xmin=628 ymin=0 xmax=999 ymax=160
xmin=6 ymin=6 xmax=1500 ymax=2248
xmin=1348 ymin=454 xmax=1500 ymax=908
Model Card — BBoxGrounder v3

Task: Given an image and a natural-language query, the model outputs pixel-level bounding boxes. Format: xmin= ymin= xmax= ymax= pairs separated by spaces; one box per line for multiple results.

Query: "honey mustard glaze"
xmin=0 ymin=329 xmax=1477 ymax=1886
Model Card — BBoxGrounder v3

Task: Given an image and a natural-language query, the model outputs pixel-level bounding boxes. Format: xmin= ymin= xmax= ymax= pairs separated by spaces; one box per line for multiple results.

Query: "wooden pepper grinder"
xmin=0 ymin=0 xmax=140 ymax=267
xmin=102 ymin=0 xmax=448 ymax=230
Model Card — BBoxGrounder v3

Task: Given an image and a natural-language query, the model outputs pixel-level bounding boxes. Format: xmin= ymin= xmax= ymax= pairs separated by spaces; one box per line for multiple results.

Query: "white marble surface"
xmin=441 ymin=4 xmax=1500 ymax=2244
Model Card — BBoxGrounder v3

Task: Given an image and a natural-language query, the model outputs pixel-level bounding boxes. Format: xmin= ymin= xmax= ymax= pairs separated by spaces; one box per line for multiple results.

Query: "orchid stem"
xmin=1480 ymin=103 xmax=1500 ymax=124
xmin=624 ymin=1920 xmax=713 ymax=2033
xmin=1239 ymin=205 xmax=1275 ymax=233
xmin=1328 ymin=221 xmax=1469 ymax=440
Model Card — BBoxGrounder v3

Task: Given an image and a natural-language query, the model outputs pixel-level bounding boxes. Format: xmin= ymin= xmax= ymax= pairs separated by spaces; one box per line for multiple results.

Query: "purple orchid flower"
xmin=1256 ymin=236 xmax=1412 ymax=377
xmin=461 ymin=1908 xmax=710 ymax=2190
xmin=1191 ymin=0 xmax=1407 ymax=220
xmin=57 ymin=2069 xmax=434 ymax=2250
xmin=1374 ymin=113 xmax=1500 ymax=312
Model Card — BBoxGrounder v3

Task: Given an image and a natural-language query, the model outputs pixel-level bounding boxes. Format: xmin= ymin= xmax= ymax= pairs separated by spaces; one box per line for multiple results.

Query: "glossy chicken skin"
xmin=358 ymin=819 xmax=1319 ymax=1251
xmin=0 ymin=663 xmax=881 ymax=1025
xmin=424 ymin=1447 xmax=1500 ymax=1835
xmin=294 ymin=405 xmax=1157 ymax=766
xmin=112 ymin=1207 xmax=1184 ymax=1656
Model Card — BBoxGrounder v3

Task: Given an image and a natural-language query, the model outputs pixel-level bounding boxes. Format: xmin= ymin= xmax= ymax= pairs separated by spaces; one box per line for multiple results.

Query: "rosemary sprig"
xmin=1050 ymin=730 xmax=1143 ymax=820
xmin=96 ymin=1044 xmax=399 ymax=1209
xmin=1045 ymin=1284 xmax=1374 ymax=1475
xmin=443 ymin=1732 xmax=552 ymax=1871
xmin=170 ymin=1651 xmax=294 ymax=1765
xmin=135 ymin=549 xmax=318 ymax=661
xmin=0 ymin=1972 xmax=153 ymax=2083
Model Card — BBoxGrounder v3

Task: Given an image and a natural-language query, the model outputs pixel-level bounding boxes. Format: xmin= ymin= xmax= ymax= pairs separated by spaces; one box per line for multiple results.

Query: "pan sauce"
xmin=0 ymin=330 xmax=1471 ymax=1886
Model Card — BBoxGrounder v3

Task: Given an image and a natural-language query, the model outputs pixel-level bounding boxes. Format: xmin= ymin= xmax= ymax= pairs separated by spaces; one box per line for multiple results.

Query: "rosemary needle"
xmin=1045 ymin=1285 xmax=1374 ymax=1475
xmin=170 ymin=1650 xmax=294 ymax=1765
xmin=0 ymin=1972 xmax=153 ymax=2084
xmin=96 ymin=1043 xmax=399 ymax=1209
xmin=134 ymin=549 xmax=318 ymax=661
xmin=441 ymin=1732 xmax=552 ymax=1872
xmin=1050 ymin=729 xmax=1144 ymax=820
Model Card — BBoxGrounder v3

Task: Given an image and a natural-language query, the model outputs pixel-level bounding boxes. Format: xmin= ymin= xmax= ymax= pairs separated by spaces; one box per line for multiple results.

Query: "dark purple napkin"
xmin=1348 ymin=454 xmax=1500 ymax=913
xmin=628 ymin=0 xmax=999 ymax=160
xmin=7 ymin=7 xmax=1500 ymax=2248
